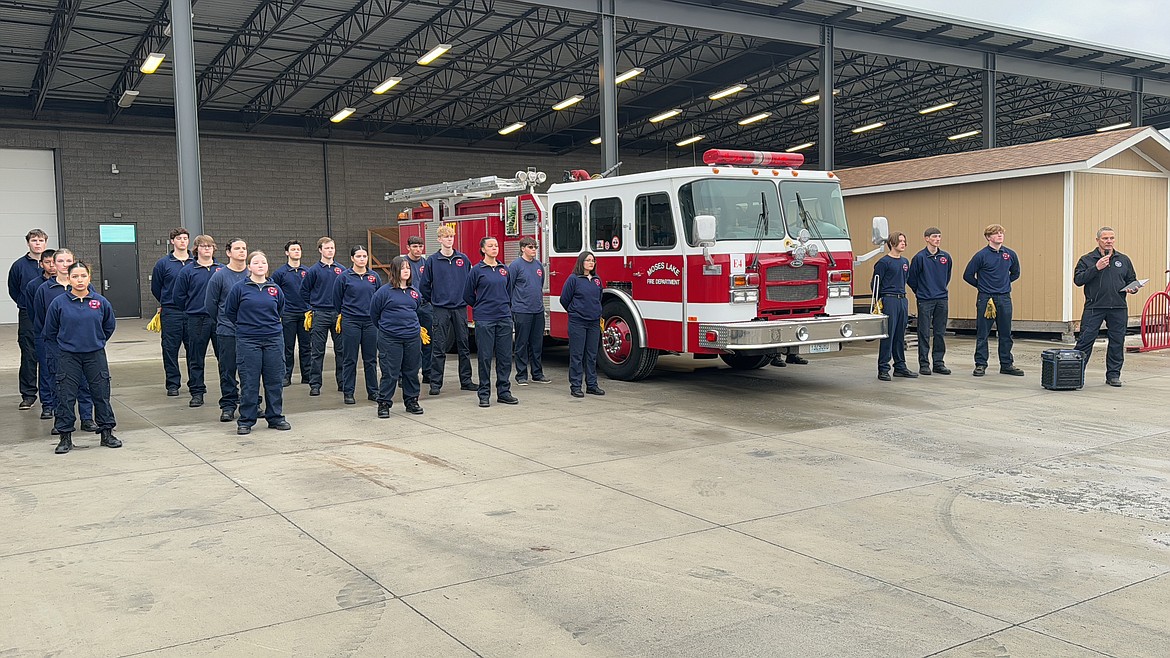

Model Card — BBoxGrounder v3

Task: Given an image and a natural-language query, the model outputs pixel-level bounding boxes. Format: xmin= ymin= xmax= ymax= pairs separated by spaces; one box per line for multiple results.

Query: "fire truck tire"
xmin=599 ymin=300 xmax=658 ymax=381
xmin=719 ymin=354 xmax=771 ymax=370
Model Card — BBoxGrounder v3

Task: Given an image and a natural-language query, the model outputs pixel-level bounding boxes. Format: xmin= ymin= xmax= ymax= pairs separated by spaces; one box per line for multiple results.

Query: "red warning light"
xmin=702 ymin=149 xmax=804 ymax=168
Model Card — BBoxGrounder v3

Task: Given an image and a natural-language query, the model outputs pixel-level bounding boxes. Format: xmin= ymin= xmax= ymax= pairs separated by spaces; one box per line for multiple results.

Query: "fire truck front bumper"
xmin=698 ymin=313 xmax=888 ymax=352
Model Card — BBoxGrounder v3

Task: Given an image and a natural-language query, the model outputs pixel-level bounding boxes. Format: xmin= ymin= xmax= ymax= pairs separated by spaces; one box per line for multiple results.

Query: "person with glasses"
xmin=509 ymin=237 xmax=551 ymax=386
xmin=559 ymin=251 xmax=605 ymax=398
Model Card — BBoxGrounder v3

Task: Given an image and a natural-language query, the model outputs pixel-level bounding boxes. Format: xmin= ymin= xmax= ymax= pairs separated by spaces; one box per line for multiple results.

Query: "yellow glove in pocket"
xmin=303 ymin=310 xmax=313 ymax=331
xmin=420 ymin=326 xmax=431 ymax=345
xmin=599 ymin=318 xmax=605 ymax=331
xmin=984 ymin=298 xmax=997 ymax=319
xmin=335 ymin=314 xmax=342 ymax=333
xmin=147 ymin=310 xmax=162 ymax=333
xmin=875 ymin=299 xmax=884 ymax=315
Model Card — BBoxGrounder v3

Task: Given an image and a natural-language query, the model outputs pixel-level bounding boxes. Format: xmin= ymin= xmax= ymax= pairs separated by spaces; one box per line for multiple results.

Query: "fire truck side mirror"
xmin=871 ymin=216 xmax=889 ymax=245
xmin=694 ymin=215 xmax=717 ymax=244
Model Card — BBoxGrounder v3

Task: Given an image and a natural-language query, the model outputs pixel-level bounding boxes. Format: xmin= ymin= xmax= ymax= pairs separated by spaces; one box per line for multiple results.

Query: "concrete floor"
xmin=2 ymin=324 xmax=1169 ymax=657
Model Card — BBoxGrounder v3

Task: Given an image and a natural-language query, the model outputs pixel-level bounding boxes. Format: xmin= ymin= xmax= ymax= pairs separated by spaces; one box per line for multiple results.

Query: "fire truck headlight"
xmin=841 ymin=323 xmax=854 ymax=338
xmin=796 ymin=326 xmax=809 ymax=341
xmin=745 ymin=289 xmax=758 ymax=303
xmin=731 ymin=290 xmax=748 ymax=304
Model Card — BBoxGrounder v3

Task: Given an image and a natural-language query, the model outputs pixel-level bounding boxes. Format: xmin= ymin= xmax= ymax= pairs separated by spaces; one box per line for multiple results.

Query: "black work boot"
xmin=377 ymin=402 xmax=390 ymax=419
xmin=404 ymin=397 xmax=424 ymax=415
xmin=99 ymin=429 xmax=122 ymax=448
xmin=54 ymin=432 xmax=73 ymax=454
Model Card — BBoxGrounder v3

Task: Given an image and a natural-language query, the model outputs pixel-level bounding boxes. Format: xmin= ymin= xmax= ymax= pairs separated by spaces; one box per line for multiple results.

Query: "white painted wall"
xmin=1 ymin=149 xmax=59 ymax=324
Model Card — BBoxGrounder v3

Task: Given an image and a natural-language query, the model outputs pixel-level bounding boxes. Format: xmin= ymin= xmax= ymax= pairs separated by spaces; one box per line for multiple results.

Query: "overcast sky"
xmin=870 ymin=1 xmax=1169 ymax=58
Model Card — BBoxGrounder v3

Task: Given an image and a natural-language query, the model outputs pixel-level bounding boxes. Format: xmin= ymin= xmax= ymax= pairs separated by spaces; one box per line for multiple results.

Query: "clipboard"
xmin=1121 ymin=278 xmax=1149 ymax=293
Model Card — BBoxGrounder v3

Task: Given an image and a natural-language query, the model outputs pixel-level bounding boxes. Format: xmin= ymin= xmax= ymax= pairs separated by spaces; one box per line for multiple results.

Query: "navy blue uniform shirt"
xmin=559 ymin=274 xmax=603 ymax=323
xmin=205 ymin=265 xmax=250 ymax=335
xmin=371 ymin=284 xmax=422 ymax=340
xmin=8 ymin=253 xmax=42 ymax=309
xmin=406 ymin=255 xmax=427 ymax=294
xmin=173 ymin=261 xmax=223 ymax=316
xmin=34 ymin=278 xmax=95 ymax=335
xmin=43 ymin=290 xmax=116 ymax=353
xmin=464 ymin=261 xmax=512 ymax=322
xmin=908 ymin=248 xmax=952 ymax=301
xmin=508 ymin=256 xmax=545 ymax=314
xmin=963 ymin=245 xmax=1020 ymax=295
xmin=151 ymin=252 xmax=192 ymax=308
xmin=300 ymin=261 xmax=345 ymax=311
xmin=420 ymin=250 xmax=471 ymax=308
xmin=333 ymin=268 xmax=381 ymax=319
xmin=224 ymin=278 xmax=284 ymax=338
xmin=272 ymin=263 xmax=309 ymax=315
xmin=21 ymin=273 xmax=50 ymax=315
xmin=873 ymin=255 xmax=910 ymax=296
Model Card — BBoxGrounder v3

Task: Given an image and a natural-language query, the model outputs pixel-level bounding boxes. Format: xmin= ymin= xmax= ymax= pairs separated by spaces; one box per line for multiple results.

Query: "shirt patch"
xmin=1002 ymin=253 xmax=1011 ymax=260
xmin=902 ymin=263 xmax=909 ymax=271
xmin=88 ymin=299 xmax=101 ymax=309
xmin=333 ymin=267 xmax=342 ymax=275
xmin=939 ymin=257 xmax=947 ymax=265
xmin=1114 ymin=260 xmax=1123 ymax=267
xmin=593 ymin=278 xmax=602 ymax=287
xmin=299 ymin=270 xmax=306 ymax=278
xmin=419 ymin=266 xmax=425 ymax=274
xmin=536 ymin=269 xmax=543 ymax=277
xmin=455 ymin=258 xmax=464 ymax=267
xmin=499 ymin=269 xmax=507 ymax=277
xmin=267 ymin=287 xmax=279 ymax=297
xmin=410 ymin=289 xmax=419 ymax=299
xmin=367 ymin=274 xmax=377 ymax=283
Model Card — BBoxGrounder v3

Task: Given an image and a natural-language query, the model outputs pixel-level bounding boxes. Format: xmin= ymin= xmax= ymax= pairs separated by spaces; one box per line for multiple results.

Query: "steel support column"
xmin=599 ymin=0 xmax=619 ymax=170
xmin=172 ymin=0 xmax=204 ymax=235
xmin=983 ymin=53 xmax=996 ymax=149
xmin=1131 ymin=78 xmax=1144 ymax=127
xmin=818 ymin=26 xmax=834 ymax=170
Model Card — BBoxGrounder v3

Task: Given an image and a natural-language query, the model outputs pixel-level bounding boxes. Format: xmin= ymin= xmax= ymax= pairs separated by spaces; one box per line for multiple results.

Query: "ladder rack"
xmin=384 ymin=175 xmax=526 ymax=204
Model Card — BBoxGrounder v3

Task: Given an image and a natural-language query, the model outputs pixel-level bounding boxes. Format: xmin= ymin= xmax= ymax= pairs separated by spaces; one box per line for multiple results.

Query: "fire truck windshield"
xmin=779 ymin=181 xmax=850 ymax=240
xmin=678 ymin=179 xmax=783 ymax=244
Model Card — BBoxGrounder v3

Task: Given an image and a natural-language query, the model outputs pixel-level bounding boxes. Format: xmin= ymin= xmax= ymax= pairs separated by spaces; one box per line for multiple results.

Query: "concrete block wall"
xmin=0 ymin=125 xmax=667 ymax=317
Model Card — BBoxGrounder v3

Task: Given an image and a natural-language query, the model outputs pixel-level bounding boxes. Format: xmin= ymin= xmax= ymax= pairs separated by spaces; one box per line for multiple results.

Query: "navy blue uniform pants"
xmin=474 ymin=319 xmax=513 ymax=400
xmin=216 ymin=333 xmax=239 ymax=411
xmin=378 ymin=333 xmax=421 ymax=403
xmin=185 ymin=314 xmax=216 ymax=396
xmin=430 ymin=305 xmax=473 ymax=389
xmin=160 ymin=306 xmax=188 ymax=391
xmin=567 ymin=319 xmax=600 ymax=391
xmin=307 ymin=308 xmax=342 ymax=390
xmin=36 ymin=336 xmax=55 ymax=412
xmin=54 ymin=349 xmax=115 ymax=434
xmin=975 ymin=293 xmax=1014 ymax=368
xmin=281 ymin=312 xmax=311 ymax=383
xmin=878 ymin=296 xmax=909 ymax=373
xmin=340 ymin=316 xmax=378 ymax=397
xmin=17 ymin=308 xmax=37 ymax=400
xmin=512 ymin=311 xmax=545 ymax=382
xmin=1074 ymin=306 xmax=1127 ymax=379
xmin=236 ymin=334 xmax=285 ymax=428
xmin=43 ymin=341 xmax=93 ymax=420
xmin=916 ymin=298 xmax=949 ymax=369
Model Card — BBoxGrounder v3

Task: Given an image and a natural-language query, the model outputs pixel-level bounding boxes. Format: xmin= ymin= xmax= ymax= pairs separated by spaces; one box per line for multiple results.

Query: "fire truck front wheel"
xmin=599 ymin=300 xmax=659 ymax=381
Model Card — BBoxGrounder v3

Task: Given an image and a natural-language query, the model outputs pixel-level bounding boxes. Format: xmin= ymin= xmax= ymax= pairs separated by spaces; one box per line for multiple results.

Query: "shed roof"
xmin=837 ymin=127 xmax=1170 ymax=194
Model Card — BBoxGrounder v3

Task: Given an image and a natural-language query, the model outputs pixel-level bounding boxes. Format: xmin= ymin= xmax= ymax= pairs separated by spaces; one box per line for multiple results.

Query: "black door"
xmin=98 ymin=224 xmax=141 ymax=318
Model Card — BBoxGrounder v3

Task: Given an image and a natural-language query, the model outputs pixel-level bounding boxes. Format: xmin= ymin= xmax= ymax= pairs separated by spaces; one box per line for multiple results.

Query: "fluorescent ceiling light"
xmin=785 ymin=141 xmax=815 ymax=152
xmin=552 ymin=95 xmax=584 ymax=111
xmin=372 ymin=76 xmax=402 ymax=94
xmin=800 ymin=89 xmax=840 ymax=104
xmin=708 ymin=84 xmax=746 ymax=100
xmin=947 ymin=129 xmax=981 ymax=141
xmin=498 ymin=121 xmax=526 ymax=135
xmin=738 ymin=112 xmax=771 ymax=125
xmin=649 ymin=109 xmax=681 ymax=123
xmin=117 ymin=89 xmax=139 ymax=108
xmin=1012 ymin=112 xmax=1051 ymax=125
xmin=590 ymin=137 xmax=603 ymax=145
xmin=139 ymin=52 xmax=165 ymax=75
xmin=330 ymin=107 xmax=356 ymax=123
xmin=675 ymin=135 xmax=705 ymax=147
xmin=1096 ymin=121 xmax=1132 ymax=133
xmin=851 ymin=121 xmax=885 ymax=134
xmin=879 ymin=147 xmax=910 ymax=157
xmin=417 ymin=43 xmax=451 ymax=65
xmin=918 ymin=101 xmax=956 ymax=115
xmin=615 ymin=67 xmax=644 ymax=84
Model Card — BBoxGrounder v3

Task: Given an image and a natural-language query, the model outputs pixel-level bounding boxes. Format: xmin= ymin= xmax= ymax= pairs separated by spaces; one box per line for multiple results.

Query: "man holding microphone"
xmin=1073 ymin=227 xmax=1137 ymax=387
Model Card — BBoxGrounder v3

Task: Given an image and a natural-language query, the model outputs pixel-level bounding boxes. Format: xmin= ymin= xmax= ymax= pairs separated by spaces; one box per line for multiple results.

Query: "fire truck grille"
xmin=766 ymin=284 xmax=819 ymax=303
xmin=766 ymin=264 xmax=818 ymax=282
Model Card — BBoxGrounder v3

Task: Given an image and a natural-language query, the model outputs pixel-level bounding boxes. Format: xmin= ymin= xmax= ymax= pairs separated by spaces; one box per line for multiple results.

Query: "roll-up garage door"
xmin=0 ymin=149 xmax=59 ymax=324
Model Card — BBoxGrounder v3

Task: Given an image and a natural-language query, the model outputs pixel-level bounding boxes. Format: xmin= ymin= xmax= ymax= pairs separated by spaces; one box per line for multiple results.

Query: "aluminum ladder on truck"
xmin=384 ymin=175 xmax=529 ymax=205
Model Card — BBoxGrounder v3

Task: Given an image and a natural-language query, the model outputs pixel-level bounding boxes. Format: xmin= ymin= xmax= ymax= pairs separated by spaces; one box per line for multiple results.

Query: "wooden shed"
xmin=837 ymin=127 xmax=1170 ymax=334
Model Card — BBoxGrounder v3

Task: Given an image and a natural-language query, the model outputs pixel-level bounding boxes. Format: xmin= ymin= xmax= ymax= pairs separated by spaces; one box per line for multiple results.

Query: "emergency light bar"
xmin=702 ymin=149 xmax=804 ymax=168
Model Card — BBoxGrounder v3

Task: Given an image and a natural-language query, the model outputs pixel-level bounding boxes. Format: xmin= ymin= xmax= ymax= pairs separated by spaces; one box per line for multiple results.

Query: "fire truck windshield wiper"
xmin=795 ymin=192 xmax=836 ymax=268
xmin=751 ymin=191 xmax=767 ymax=271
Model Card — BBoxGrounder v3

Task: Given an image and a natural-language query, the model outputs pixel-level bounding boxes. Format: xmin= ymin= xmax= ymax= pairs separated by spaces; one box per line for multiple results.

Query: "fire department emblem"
xmin=939 ymin=257 xmax=948 ymax=265
xmin=593 ymin=278 xmax=603 ymax=287
xmin=1002 ymin=253 xmax=1010 ymax=260
xmin=611 ymin=236 xmax=620 ymax=250
xmin=267 ymin=287 xmax=279 ymax=297
xmin=902 ymin=263 xmax=909 ymax=271
xmin=88 ymin=300 xmax=101 ymax=309
xmin=299 ymin=270 xmax=306 ymax=278
xmin=455 ymin=258 xmax=464 ymax=267
xmin=367 ymin=275 xmax=377 ymax=283
xmin=537 ymin=269 xmax=543 ymax=277
xmin=499 ymin=269 xmax=507 ymax=277
xmin=410 ymin=289 xmax=419 ymax=299
xmin=333 ymin=267 xmax=342 ymax=274
xmin=1114 ymin=261 xmax=1123 ymax=267
xmin=419 ymin=266 xmax=425 ymax=274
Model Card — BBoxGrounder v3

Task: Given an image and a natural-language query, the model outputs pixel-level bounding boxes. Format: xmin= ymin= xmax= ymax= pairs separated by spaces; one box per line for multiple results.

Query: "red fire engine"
xmin=388 ymin=150 xmax=888 ymax=381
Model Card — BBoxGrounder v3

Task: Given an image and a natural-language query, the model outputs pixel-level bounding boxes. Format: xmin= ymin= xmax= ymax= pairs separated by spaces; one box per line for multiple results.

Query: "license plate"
xmin=807 ymin=343 xmax=832 ymax=354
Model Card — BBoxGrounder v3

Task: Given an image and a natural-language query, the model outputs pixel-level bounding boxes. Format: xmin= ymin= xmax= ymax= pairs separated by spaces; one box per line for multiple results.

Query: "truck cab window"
xmin=679 ymin=179 xmax=783 ymax=245
xmin=635 ymin=193 xmax=676 ymax=249
xmin=589 ymin=197 xmax=623 ymax=252
xmin=552 ymin=202 xmax=583 ymax=253
xmin=779 ymin=181 xmax=850 ymax=239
